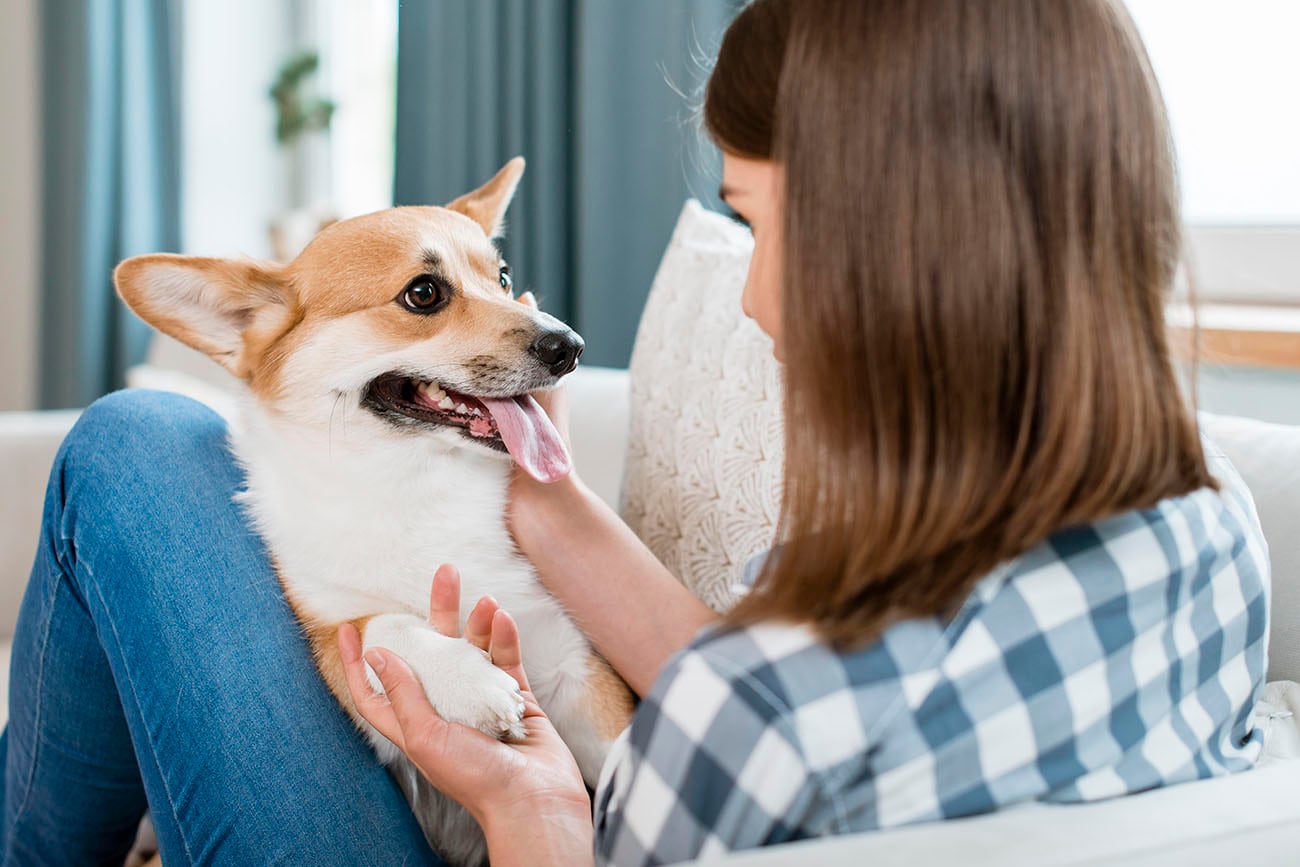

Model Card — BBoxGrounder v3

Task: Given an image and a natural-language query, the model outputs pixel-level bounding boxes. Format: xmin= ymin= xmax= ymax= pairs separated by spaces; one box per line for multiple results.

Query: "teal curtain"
xmin=395 ymin=1 xmax=741 ymax=367
xmin=40 ymin=0 xmax=182 ymax=409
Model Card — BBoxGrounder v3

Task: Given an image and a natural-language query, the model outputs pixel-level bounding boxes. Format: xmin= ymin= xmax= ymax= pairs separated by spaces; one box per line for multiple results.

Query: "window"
xmin=314 ymin=0 xmax=397 ymax=218
xmin=1126 ymin=0 xmax=1300 ymax=303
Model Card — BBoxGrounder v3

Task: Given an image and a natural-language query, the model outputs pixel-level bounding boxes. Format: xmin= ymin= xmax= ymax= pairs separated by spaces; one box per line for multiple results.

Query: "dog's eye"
xmin=399 ymin=277 xmax=450 ymax=314
xmin=499 ymin=264 xmax=512 ymax=292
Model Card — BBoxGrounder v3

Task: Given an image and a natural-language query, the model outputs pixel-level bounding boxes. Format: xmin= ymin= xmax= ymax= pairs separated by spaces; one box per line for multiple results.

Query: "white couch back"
xmin=1199 ymin=414 xmax=1300 ymax=682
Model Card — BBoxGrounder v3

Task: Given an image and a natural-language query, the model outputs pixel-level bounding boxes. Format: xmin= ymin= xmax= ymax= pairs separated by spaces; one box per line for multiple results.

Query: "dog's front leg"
xmin=361 ymin=613 xmax=528 ymax=740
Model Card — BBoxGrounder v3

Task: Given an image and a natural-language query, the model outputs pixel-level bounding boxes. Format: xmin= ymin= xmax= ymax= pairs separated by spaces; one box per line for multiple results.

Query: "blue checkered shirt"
xmin=592 ymin=448 xmax=1270 ymax=866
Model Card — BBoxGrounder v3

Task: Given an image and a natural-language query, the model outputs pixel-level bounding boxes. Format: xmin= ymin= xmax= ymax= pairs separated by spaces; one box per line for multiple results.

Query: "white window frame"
xmin=1186 ymin=228 xmax=1300 ymax=306
xmin=1123 ymin=0 xmax=1300 ymax=307
xmin=293 ymin=0 xmax=397 ymax=221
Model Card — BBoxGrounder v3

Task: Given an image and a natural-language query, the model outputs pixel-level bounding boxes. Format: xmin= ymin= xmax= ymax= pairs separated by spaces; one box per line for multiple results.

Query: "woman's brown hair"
xmin=705 ymin=0 xmax=1215 ymax=647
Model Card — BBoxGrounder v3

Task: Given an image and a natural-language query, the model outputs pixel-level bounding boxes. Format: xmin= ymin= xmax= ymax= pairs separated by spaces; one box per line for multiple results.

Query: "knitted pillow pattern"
xmin=621 ymin=200 xmax=784 ymax=613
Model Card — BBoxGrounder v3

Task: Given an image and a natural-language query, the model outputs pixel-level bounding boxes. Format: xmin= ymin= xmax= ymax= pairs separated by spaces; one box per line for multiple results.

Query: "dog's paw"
xmin=426 ymin=639 xmax=528 ymax=741
xmin=363 ymin=614 xmax=526 ymax=741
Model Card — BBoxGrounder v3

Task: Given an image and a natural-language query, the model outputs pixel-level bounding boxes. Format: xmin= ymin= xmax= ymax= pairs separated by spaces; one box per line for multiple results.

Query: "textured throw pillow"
xmin=621 ymin=200 xmax=784 ymax=613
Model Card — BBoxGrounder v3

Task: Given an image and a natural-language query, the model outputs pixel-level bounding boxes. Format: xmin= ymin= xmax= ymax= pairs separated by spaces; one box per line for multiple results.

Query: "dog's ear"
xmin=446 ymin=157 xmax=525 ymax=238
xmin=115 ymin=254 xmax=296 ymax=379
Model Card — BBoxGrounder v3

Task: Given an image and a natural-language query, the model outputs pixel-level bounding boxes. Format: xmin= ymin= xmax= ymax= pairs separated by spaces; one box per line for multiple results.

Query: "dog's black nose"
xmin=530 ymin=329 xmax=585 ymax=376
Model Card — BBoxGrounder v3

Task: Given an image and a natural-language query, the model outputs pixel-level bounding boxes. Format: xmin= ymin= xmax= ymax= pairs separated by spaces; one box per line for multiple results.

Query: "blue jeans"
xmin=0 ymin=390 xmax=443 ymax=866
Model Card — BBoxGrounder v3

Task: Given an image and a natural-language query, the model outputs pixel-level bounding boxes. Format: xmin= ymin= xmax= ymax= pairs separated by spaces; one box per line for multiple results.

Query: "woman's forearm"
xmin=511 ymin=475 xmax=718 ymax=696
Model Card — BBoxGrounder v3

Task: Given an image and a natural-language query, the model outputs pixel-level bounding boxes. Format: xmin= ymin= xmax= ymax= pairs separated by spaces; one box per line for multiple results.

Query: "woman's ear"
xmin=445 ymin=157 xmax=525 ymax=238
xmin=114 ymin=254 xmax=296 ymax=379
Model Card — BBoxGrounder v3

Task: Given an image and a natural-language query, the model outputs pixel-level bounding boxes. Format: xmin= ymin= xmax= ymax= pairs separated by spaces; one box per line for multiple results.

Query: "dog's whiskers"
xmin=329 ymin=390 xmax=347 ymax=457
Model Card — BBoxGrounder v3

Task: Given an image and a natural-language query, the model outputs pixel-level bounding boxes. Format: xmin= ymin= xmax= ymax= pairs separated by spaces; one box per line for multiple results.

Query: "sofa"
xmin=1 ymin=202 xmax=1297 ymax=864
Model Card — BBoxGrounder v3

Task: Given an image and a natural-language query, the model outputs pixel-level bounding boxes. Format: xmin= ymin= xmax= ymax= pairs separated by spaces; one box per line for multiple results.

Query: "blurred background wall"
xmin=0 ymin=0 xmax=39 ymax=412
xmin=0 ymin=0 xmax=1297 ymax=419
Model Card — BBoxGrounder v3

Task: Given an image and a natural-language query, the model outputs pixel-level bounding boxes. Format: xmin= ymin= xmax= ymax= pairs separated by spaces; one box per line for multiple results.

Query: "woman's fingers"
xmin=338 ymin=623 xmax=403 ymax=747
xmin=428 ymin=564 xmax=462 ymax=637
xmin=516 ymin=290 xmax=538 ymax=309
xmin=488 ymin=609 xmax=533 ymax=694
xmin=465 ymin=595 xmax=500 ymax=653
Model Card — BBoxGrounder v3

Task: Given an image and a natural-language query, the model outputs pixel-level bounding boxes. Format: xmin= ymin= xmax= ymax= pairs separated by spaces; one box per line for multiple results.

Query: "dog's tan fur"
xmin=586 ymin=655 xmax=638 ymax=740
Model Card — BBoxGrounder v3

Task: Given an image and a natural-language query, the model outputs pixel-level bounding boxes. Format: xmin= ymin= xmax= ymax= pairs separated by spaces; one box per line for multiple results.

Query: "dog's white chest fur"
xmin=229 ymin=403 xmax=608 ymax=866
xmin=235 ymin=405 xmax=539 ymax=620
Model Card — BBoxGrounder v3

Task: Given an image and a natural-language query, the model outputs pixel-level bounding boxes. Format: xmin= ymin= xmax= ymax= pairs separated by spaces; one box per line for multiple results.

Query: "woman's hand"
xmin=338 ymin=565 xmax=594 ymax=866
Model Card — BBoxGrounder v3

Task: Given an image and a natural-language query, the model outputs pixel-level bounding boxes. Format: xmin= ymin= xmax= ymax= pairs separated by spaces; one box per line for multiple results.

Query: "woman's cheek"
xmin=741 ymin=269 xmax=758 ymax=322
xmin=750 ymin=245 xmax=783 ymax=355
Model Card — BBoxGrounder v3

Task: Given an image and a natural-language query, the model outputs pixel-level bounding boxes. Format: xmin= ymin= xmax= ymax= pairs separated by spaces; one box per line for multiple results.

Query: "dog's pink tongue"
xmin=479 ymin=394 xmax=572 ymax=483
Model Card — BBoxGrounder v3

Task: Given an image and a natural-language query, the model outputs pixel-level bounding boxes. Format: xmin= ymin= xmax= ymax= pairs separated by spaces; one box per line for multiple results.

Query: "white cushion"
xmin=554 ymin=366 xmax=630 ymax=511
xmin=144 ymin=333 xmax=239 ymax=394
xmin=1256 ymin=680 xmax=1300 ymax=765
xmin=620 ymin=200 xmax=784 ymax=612
xmin=1200 ymin=413 xmax=1300 ymax=683
xmin=126 ymin=334 xmax=245 ymax=424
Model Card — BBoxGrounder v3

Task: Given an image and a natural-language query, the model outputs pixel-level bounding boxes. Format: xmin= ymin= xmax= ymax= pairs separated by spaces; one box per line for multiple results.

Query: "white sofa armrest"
xmin=0 ymin=410 xmax=80 ymax=639
xmin=563 ymin=366 xmax=631 ymax=510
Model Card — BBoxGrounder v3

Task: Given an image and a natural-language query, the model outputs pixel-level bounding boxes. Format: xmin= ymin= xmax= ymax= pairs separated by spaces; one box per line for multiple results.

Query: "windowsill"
xmin=1167 ymin=303 xmax=1300 ymax=371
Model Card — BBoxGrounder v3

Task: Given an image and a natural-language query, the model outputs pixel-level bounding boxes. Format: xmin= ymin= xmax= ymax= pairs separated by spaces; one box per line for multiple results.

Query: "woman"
xmin=1 ymin=0 xmax=1269 ymax=865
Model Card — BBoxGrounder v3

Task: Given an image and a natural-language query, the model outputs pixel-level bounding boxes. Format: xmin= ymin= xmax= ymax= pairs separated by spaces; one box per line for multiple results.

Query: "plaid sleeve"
xmin=593 ymin=641 xmax=820 ymax=866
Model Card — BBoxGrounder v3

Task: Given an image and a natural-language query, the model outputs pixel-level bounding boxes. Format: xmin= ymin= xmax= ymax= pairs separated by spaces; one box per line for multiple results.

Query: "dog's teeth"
xmin=471 ymin=407 xmax=483 ymax=416
xmin=438 ymin=397 xmax=455 ymax=410
xmin=456 ymin=403 xmax=468 ymax=414
xmin=433 ymin=388 xmax=446 ymax=400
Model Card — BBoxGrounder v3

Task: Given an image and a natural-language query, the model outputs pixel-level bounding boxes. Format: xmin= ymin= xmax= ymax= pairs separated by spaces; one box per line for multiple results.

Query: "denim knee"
xmin=55 ymin=389 xmax=231 ymax=494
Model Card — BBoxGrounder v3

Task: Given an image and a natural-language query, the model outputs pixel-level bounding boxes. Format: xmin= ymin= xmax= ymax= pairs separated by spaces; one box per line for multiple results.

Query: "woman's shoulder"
xmin=1026 ymin=457 xmax=1269 ymax=600
xmin=967 ymin=469 xmax=1268 ymax=673
xmin=690 ymin=550 xmax=956 ymax=696
xmin=655 ymin=617 xmax=946 ymax=765
xmin=681 ymin=618 xmax=936 ymax=699
xmin=665 ymin=621 xmax=829 ymax=724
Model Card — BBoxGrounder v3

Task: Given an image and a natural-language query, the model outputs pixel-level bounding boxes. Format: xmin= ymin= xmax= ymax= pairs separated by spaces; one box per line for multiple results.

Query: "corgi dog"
xmin=115 ymin=158 xmax=635 ymax=867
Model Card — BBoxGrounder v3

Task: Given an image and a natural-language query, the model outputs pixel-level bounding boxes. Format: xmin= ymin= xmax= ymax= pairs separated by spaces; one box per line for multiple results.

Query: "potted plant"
xmin=269 ymin=49 xmax=338 ymax=261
